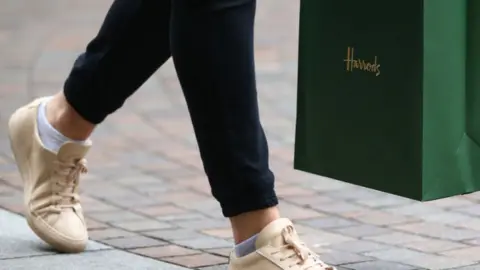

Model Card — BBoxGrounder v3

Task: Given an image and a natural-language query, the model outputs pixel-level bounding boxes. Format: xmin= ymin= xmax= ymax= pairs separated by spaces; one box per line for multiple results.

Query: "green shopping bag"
xmin=294 ymin=0 xmax=480 ymax=200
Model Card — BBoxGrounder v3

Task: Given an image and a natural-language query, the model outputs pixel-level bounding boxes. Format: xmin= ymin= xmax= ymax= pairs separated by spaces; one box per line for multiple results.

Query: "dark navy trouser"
xmin=63 ymin=0 xmax=277 ymax=217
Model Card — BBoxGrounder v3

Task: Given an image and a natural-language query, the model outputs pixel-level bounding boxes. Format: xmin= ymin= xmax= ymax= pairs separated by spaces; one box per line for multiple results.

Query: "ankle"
xmin=230 ymin=207 xmax=280 ymax=244
xmin=46 ymin=93 xmax=95 ymax=140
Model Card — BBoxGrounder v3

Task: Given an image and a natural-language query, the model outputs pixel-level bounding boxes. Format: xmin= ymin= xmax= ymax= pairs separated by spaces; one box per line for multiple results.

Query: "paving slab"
xmin=0 ymin=208 xmax=110 ymax=259
xmin=0 ymin=209 xmax=187 ymax=270
xmin=0 ymin=250 xmax=188 ymax=270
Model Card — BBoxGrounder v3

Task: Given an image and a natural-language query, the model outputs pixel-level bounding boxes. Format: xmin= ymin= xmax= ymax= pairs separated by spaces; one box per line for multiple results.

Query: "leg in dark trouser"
xmin=64 ymin=0 xmax=278 ymax=218
xmin=169 ymin=5 xmax=334 ymax=269
xmin=64 ymin=0 xmax=172 ymax=124
xmin=170 ymin=0 xmax=278 ymax=218
xmin=8 ymin=0 xmax=174 ymax=254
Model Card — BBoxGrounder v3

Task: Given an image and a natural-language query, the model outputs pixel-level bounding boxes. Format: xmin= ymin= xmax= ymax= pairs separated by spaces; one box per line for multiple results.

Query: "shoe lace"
xmin=272 ymin=226 xmax=334 ymax=270
xmin=51 ymin=158 xmax=88 ymax=212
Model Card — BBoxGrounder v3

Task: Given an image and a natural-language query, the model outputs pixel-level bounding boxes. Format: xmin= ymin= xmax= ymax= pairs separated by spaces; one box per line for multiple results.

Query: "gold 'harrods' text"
xmin=344 ymin=47 xmax=381 ymax=76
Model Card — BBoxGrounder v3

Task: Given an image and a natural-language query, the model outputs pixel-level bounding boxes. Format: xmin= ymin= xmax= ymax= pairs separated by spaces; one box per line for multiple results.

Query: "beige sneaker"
xmin=8 ymin=98 xmax=91 ymax=253
xmin=228 ymin=218 xmax=335 ymax=270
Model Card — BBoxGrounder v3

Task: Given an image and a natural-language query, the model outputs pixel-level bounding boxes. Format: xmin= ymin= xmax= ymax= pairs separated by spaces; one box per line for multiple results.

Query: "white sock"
xmin=37 ymin=99 xmax=87 ymax=153
xmin=235 ymin=234 xmax=258 ymax=257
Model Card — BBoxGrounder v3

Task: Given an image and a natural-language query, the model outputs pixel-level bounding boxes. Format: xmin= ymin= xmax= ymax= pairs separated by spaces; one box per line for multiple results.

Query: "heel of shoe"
xmin=8 ymin=106 xmax=33 ymax=180
xmin=8 ymin=98 xmax=45 ymax=159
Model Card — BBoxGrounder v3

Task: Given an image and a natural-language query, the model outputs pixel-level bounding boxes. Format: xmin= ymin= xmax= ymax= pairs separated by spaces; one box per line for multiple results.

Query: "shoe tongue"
xmin=255 ymin=218 xmax=295 ymax=249
xmin=57 ymin=141 xmax=91 ymax=162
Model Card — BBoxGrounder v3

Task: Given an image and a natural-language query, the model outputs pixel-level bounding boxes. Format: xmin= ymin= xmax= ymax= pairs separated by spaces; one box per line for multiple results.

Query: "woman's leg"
xmin=170 ymin=0 xmax=279 ymax=243
xmin=8 ymin=0 xmax=173 ymax=253
xmin=169 ymin=2 xmax=334 ymax=268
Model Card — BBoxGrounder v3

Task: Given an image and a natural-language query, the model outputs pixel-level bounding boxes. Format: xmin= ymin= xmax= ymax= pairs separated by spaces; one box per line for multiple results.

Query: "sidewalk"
xmin=0 ymin=208 xmax=188 ymax=270
xmin=2 ymin=0 xmax=480 ymax=269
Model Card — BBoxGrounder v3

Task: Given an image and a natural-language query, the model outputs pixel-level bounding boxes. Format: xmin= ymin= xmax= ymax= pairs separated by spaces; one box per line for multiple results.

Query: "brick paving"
xmin=2 ymin=0 xmax=480 ymax=269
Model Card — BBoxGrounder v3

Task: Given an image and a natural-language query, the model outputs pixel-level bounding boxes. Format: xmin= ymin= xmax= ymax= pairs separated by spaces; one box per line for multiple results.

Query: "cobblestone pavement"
xmin=2 ymin=1 xmax=480 ymax=269
xmin=0 ymin=208 xmax=187 ymax=270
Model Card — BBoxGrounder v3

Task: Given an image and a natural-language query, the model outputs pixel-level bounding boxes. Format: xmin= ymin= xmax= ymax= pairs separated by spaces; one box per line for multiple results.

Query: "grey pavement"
xmin=0 ymin=209 xmax=188 ymax=269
